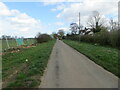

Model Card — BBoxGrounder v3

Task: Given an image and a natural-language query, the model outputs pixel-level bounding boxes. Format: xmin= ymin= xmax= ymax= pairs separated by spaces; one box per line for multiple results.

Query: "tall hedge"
xmin=65 ymin=30 xmax=120 ymax=49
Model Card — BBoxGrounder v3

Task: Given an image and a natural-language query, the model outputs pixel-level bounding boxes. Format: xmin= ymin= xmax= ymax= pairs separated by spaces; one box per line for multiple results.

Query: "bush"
xmin=109 ymin=30 xmax=120 ymax=48
xmin=80 ymin=35 xmax=94 ymax=43
xmin=65 ymin=30 xmax=120 ymax=49
xmin=65 ymin=34 xmax=79 ymax=41
xmin=82 ymin=30 xmax=120 ymax=48
xmin=94 ymin=31 xmax=110 ymax=46
xmin=36 ymin=33 xmax=52 ymax=43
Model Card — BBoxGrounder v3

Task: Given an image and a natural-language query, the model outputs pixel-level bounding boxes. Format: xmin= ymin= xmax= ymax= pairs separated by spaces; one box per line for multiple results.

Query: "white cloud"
xmin=55 ymin=22 xmax=64 ymax=26
xmin=0 ymin=2 xmax=45 ymax=38
xmin=57 ymin=27 xmax=69 ymax=32
xmin=42 ymin=0 xmax=83 ymax=5
xmin=51 ymin=4 xmax=65 ymax=11
xmin=0 ymin=2 xmax=11 ymax=16
xmin=42 ymin=0 xmax=119 ymax=6
xmin=56 ymin=0 xmax=119 ymax=27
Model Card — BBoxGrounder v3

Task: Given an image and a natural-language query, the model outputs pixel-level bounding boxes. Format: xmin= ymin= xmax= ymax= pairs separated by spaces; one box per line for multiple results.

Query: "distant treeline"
xmin=1 ymin=35 xmax=35 ymax=40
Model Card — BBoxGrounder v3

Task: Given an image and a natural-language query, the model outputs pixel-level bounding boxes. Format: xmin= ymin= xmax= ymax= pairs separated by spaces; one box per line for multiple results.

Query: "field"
xmin=1 ymin=39 xmax=37 ymax=51
xmin=2 ymin=40 xmax=55 ymax=88
xmin=63 ymin=40 xmax=119 ymax=77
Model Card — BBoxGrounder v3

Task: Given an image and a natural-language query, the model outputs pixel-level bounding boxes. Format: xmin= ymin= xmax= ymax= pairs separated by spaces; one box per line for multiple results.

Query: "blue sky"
xmin=0 ymin=1 xmax=118 ymax=37
xmin=4 ymin=2 xmax=66 ymax=33
xmin=5 ymin=2 xmax=59 ymax=23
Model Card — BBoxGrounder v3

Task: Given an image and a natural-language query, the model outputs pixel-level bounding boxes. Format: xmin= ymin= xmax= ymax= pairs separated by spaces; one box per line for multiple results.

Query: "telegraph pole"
xmin=79 ymin=12 xmax=81 ymax=42
xmin=79 ymin=12 xmax=80 ymax=31
xmin=118 ymin=1 xmax=120 ymax=30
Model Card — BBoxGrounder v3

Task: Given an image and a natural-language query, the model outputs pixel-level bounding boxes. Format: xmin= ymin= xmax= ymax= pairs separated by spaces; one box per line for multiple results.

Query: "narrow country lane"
xmin=39 ymin=40 xmax=118 ymax=88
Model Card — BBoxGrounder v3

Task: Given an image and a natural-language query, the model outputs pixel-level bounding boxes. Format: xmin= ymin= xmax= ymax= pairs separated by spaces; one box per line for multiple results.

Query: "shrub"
xmin=82 ymin=30 xmax=119 ymax=48
xmin=65 ymin=34 xmax=79 ymax=41
xmin=109 ymin=30 xmax=120 ymax=48
xmin=36 ymin=33 xmax=52 ymax=43
xmin=94 ymin=31 xmax=110 ymax=46
xmin=65 ymin=30 xmax=120 ymax=49
xmin=80 ymin=35 xmax=94 ymax=43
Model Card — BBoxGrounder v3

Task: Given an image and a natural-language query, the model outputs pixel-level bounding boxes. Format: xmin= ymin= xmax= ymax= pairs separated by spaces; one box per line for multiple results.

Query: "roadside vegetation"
xmin=2 ymin=37 xmax=55 ymax=88
xmin=36 ymin=33 xmax=52 ymax=43
xmin=60 ymin=10 xmax=119 ymax=78
xmin=1 ymin=9 xmax=119 ymax=88
xmin=63 ymin=40 xmax=119 ymax=77
xmin=66 ymin=30 xmax=120 ymax=49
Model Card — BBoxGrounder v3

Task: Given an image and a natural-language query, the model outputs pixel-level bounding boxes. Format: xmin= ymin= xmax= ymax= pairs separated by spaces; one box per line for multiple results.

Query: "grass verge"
xmin=63 ymin=40 xmax=119 ymax=78
xmin=2 ymin=40 xmax=55 ymax=88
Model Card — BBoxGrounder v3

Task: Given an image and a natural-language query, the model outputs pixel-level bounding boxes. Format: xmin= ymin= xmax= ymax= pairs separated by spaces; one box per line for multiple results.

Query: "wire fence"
xmin=0 ymin=39 xmax=37 ymax=51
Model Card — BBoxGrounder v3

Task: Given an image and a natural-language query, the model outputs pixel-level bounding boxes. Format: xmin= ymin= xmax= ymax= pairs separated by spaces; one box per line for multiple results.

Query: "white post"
xmin=5 ymin=36 xmax=10 ymax=49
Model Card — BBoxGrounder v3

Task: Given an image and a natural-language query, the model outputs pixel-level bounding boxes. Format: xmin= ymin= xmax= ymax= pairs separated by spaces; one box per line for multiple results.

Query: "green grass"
xmin=63 ymin=40 xmax=119 ymax=77
xmin=2 ymin=40 xmax=55 ymax=88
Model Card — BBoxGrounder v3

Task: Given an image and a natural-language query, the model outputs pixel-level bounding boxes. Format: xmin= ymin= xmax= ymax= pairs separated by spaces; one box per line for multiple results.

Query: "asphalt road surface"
xmin=39 ymin=40 xmax=118 ymax=88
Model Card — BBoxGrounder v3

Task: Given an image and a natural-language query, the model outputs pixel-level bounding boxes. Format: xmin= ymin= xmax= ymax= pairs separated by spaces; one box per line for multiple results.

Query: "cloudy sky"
xmin=0 ymin=0 xmax=119 ymax=37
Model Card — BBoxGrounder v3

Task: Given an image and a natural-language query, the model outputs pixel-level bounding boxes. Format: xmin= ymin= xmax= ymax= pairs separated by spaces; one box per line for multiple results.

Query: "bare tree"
xmin=109 ymin=18 xmax=114 ymax=31
xmin=87 ymin=11 xmax=105 ymax=33
xmin=109 ymin=18 xmax=118 ymax=31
